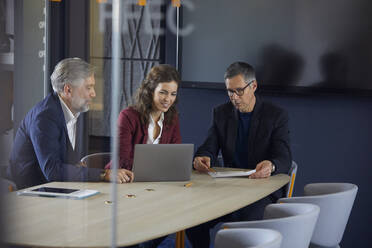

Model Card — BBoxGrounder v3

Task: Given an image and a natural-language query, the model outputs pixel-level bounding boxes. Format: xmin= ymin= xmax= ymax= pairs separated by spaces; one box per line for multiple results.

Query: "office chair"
xmin=215 ymin=228 xmax=282 ymax=248
xmin=80 ymin=152 xmax=111 ymax=169
xmin=278 ymin=183 xmax=358 ymax=248
xmin=209 ymin=160 xmax=297 ymax=248
xmin=222 ymin=203 xmax=320 ymax=248
xmin=286 ymin=161 xmax=297 ymax=198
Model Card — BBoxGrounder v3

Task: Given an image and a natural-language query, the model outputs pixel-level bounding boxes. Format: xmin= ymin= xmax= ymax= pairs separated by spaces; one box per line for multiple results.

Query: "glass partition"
xmin=0 ymin=1 xmax=184 ymax=247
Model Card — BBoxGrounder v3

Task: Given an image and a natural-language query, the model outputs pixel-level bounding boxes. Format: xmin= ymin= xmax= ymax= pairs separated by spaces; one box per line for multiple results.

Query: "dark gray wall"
xmin=177 ymin=87 xmax=372 ymax=247
xmin=178 ymin=1 xmax=372 ymax=245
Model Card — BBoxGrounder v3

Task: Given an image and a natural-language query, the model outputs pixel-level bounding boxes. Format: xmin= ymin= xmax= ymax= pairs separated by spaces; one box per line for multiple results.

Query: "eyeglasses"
xmin=227 ymin=81 xmax=254 ymax=97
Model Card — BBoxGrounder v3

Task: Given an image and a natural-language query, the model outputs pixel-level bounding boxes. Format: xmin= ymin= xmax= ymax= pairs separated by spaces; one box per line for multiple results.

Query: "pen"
xmin=184 ymin=182 xmax=193 ymax=187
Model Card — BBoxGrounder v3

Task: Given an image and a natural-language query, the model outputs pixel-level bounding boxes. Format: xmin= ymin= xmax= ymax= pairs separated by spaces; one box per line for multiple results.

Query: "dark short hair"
xmin=224 ymin=62 xmax=256 ymax=83
xmin=133 ymin=64 xmax=181 ymax=126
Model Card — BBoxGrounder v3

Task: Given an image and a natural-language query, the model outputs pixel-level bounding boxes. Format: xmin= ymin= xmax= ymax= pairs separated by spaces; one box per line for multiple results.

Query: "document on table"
xmin=208 ymin=169 xmax=256 ymax=178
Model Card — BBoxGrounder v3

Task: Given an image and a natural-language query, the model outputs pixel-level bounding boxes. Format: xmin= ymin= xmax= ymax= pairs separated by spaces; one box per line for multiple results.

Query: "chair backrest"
xmin=80 ymin=152 xmax=111 ymax=169
xmin=286 ymin=161 xmax=298 ymax=198
xmin=215 ymin=228 xmax=282 ymax=248
xmin=278 ymin=183 xmax=358 ymax=247
xmin=0 ymin=177 xmax=16 ymax=193
xmin=222 ymin=203 xmax=320 ymax=248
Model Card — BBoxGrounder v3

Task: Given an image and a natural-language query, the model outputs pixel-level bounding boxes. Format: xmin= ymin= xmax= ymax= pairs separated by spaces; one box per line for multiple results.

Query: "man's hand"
xmin=249 ymin=160 xmax=273 ymax=179
xmin=77 ymin=161 xmax=87 ymax=167
xmin=193 ymin=156 xmax=211 ymax=173
xmin=104 ymin=169 xmax=134 ymax=183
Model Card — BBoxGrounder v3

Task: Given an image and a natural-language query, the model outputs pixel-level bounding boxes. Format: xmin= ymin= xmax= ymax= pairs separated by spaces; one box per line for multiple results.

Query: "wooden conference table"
xmin=2 ymin=169 xmax=289 ymax=247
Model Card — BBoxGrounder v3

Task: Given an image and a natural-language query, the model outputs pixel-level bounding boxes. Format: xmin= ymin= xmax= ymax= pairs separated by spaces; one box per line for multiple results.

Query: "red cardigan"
xmin=106 ymin=107 xmax=182 ymax=170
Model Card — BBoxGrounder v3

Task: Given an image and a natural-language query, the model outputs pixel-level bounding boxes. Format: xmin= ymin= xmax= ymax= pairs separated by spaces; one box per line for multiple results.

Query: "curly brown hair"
xmin=132 ymin=64 xmax=181 ymax=126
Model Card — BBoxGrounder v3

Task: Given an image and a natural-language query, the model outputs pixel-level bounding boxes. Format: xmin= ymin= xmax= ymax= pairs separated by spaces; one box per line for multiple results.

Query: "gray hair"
xmin=224 ymin=62 xmax=256 ymax=83
xmin=50 ymin=58 xmax=95 ymax=93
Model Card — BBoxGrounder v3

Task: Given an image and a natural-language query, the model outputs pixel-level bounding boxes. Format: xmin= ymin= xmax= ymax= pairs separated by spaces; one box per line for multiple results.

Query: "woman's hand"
xmin=104 ymin=169 xmax=134 ymax=183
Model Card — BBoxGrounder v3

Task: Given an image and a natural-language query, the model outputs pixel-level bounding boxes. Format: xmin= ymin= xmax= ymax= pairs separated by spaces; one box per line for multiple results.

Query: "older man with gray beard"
xmin=8 ymin=58 xmax=133 ymax=189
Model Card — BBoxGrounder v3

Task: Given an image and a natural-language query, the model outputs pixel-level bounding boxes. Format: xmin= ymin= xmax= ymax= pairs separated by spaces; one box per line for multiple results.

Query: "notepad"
xmin=208 ymin=169 xmax=256 ymax=178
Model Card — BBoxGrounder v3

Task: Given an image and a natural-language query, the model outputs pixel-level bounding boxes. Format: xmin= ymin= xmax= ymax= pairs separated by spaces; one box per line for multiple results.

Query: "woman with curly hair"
xmin=106 ymin=64 xmax=181 ymax=173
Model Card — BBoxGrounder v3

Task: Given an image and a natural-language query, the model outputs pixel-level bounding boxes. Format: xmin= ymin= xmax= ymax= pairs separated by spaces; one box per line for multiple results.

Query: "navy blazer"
xmin=195 ymin=96 xmax=292 ymax=199
xmin=8 ymin=93 xmax=102 ymax=189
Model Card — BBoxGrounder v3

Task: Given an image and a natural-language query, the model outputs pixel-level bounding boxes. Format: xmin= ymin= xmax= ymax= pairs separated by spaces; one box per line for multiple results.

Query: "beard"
xmin=71 ymin=97 xmax=90 ymax=113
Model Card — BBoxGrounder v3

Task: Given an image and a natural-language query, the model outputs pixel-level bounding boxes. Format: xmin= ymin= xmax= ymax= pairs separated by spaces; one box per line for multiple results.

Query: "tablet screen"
xmin=32 ymin=187 xmax=79 ymax=194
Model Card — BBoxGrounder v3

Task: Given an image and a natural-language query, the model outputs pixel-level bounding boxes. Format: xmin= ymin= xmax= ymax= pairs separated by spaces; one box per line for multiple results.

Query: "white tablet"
xmin=17 ymin=187 xmax=99 ymax=199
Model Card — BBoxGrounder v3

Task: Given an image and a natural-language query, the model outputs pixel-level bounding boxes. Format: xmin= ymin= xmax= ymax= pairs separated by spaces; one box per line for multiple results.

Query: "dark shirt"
xmin=195 ymin=97 xmax=292 ymax=201
xmin=234 ymin=111 xmax=252 ymax=168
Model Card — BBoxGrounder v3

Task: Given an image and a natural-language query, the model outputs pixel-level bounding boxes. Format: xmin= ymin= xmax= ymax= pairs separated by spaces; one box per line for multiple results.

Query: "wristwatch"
xmin=100 ymin=170 xmax=107 ymax=181
xmin=271 ymin=163 xmax=276 ymax=174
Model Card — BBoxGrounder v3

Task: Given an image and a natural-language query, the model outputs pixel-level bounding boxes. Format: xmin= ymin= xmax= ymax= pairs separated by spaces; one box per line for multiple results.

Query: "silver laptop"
xmin=132 ymin=144 xmax=194 ymax=182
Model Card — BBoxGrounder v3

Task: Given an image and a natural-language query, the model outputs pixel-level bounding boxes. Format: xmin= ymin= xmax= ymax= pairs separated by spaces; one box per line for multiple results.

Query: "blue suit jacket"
xmin=8 ymin=93 xmax=101 ymax=189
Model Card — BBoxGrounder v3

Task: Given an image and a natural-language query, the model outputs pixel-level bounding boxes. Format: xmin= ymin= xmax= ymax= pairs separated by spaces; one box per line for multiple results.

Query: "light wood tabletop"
xmin=2 ymin=169 xmax=289 ymax=247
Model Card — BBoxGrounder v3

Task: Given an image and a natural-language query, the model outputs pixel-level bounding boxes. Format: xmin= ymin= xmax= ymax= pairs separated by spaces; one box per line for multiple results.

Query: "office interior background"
xmin=0 ymin=0 xmax=371 ymax=247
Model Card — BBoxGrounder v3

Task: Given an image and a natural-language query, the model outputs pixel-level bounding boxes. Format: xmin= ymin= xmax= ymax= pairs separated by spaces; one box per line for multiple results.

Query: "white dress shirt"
xmin=58 ymin=95 xmax=80 ymax=150
xmin=147 ymin=113 xmax=164 ymax=144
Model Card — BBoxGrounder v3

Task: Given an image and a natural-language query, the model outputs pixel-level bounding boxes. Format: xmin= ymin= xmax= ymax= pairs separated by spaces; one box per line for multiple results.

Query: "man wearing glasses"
xmin=187 ymin=62 xmax=292 ymax=248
